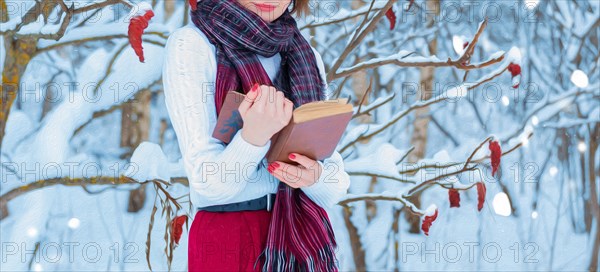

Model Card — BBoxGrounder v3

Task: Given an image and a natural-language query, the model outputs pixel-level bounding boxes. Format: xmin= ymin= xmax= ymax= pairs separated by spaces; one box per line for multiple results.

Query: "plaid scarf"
xmin=191 ymin=1 xmax=338 ymax=271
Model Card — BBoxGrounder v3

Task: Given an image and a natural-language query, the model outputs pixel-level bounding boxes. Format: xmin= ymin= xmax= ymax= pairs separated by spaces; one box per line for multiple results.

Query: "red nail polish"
xmin=272 ymin=162 xmax=280 ymax=168
xmin=251 ymin=83 xmax=259 ymax=92
xmin=268 ymin=165 xmax=273 ymax=173
xmin=289 ymin=154 xmax=296 ymax=159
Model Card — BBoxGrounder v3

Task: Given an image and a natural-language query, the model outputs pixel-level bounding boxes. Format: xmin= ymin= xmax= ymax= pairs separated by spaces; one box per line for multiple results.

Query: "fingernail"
xmin=271 ymin=162 xmax=280 ymax=168
xmin=251 ymin=83 xmax=259 ymax=92
xmin=288 ymin=153 xmax=296 ymax=159
xmin=267 ymin=165 xmax=273 ymax=173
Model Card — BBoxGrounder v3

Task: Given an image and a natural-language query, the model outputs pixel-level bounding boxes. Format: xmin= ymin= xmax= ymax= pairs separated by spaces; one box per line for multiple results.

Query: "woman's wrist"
xmin=241 ymin=128 xmax=271 ymax=147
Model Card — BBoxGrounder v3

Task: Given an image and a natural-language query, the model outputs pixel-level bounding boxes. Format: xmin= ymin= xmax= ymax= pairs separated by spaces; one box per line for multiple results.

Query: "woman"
xmin=162 ymin=0 xmax=350 ymax=271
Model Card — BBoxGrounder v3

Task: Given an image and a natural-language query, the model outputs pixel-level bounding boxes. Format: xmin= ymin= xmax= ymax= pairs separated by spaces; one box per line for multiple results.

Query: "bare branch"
xmin=331 ymin=19 xmax=499 ymax=80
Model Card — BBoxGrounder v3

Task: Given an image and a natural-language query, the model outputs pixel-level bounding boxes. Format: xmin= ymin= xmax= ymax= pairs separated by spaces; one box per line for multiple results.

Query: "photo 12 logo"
xmin=2 ymin=242 xmax=141 ymax=265
xmin=401 ymin=242 xmax=540 ymax=264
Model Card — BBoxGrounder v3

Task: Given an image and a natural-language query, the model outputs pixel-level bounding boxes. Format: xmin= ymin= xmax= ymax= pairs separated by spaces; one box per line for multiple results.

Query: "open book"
xmin=212 ymin=90 xmax=353 ymax=164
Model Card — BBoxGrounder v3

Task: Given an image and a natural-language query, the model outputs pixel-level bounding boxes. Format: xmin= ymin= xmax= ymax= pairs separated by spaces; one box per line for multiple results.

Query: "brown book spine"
xmin=265 ymin=121 xmax=295 ymax=163
xmin=266 ymin=130 xmax=281 ymax=156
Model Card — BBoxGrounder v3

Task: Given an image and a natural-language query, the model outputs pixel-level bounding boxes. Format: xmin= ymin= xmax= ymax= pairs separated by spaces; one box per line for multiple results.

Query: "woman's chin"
xmin=253 ymin=12 xmax=280 ymax=23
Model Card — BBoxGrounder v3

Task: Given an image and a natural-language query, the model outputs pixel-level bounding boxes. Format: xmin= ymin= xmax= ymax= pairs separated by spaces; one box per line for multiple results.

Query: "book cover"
xmin=212 ymin=90 xmax=352 ymax=164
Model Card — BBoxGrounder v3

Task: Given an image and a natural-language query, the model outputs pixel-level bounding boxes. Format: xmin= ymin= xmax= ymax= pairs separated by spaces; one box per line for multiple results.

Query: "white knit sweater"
xmin=162 ymin=23 xmax=350 ymax=210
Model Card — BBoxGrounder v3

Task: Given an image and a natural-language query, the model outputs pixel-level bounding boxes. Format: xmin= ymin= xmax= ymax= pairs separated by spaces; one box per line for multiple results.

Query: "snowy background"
xmin=1 ymin=0 xmax=598 ymax=271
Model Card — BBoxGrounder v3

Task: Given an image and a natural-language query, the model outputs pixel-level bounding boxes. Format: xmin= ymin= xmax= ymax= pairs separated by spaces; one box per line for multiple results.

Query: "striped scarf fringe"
xmin=252 ymin=185 xmax=339 ymax=271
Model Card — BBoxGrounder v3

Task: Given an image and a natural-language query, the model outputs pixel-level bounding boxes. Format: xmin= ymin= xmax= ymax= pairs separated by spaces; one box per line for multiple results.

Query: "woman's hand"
xmin=267 ymin=153 xmax=323 ymax=188
xmin=238 ymin=83 xmax=293 ymax=146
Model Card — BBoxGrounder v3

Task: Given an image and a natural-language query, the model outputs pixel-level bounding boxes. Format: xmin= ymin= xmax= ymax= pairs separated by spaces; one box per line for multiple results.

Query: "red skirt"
xmin=188 ymin=209 xmax=272 ymax=272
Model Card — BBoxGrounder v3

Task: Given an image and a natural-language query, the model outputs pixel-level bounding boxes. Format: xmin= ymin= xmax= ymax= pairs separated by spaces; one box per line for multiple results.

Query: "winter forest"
xmin=0 ymin=0 xmax=598 ymax=271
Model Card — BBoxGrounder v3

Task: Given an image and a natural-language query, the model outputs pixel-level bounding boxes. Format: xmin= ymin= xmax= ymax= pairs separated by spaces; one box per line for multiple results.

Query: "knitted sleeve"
xmin=300 ymin=48 xmax=351 ymax=209
xmin=162 ymin=27 xmax=272 ymax=204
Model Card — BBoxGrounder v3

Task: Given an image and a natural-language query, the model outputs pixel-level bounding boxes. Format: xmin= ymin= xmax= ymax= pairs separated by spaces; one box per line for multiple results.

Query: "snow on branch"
xmin=331 ymin=19 xmax=503 ymax=80
xmin=503 ymin=84 xmax=599 ymax=140
xmin=396 ymin=131 xmax=533 ymax=178
xmin=301 ymin=1 xmax=389 ymax=30
xmin=339 ymin=62 xmax=511 ymax=153
xmin=326 ymin=0 xmax=396 ymax=82
xmin=0 ymin=0 xmax=136 ymax=39
xmin=353 ymin=92 xmax=396 ymax=119
xmin=337 ymin=130 xmax=532 ymax=235
xmin=0 ymin=175 xmax=187 ymax=217
xmin=338 ymin=191 xmax=427 ymax=216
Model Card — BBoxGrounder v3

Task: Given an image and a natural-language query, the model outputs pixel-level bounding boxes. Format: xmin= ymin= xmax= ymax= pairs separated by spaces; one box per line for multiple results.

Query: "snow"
xmin=344 ymin=143 xmax=407 ymax=181
xmin=443 ymin=84 xmax=468 ymax=98
xmin=488 ymin=50 xmax=506 ymax=60
xmin=363 ymin=202 xmax=395 ymax=267
xmin=570 ymin=69 xmax=589 ymax=88
xmin=0 ymin=0 xmax=36 ymax=32
xmin=338 ymin=124 xmax=370 ymax=149
xmin=1 ymin=110 xmax=34 ymax=154
xmin=337 ymin=50 xmax=445 ymax=75
xmin=492 ymin=192 xmax=512 ymax=217
xmin=424 ymin=204 xmax=438 ymax=216
xmin=128 ymin=1 xmax=154 ymax=18
xmin=506 ymin=46 xmax=522 ymax=64
xmin=452 ymin=35 xmax=467 ymax=55
xmin=1 ymin=1 xmax=598 ymax=271
xmin=508 ymin=125 xmax=533 ymax=148
xmin=531 ymin=115 xmax=540 ymax=126
xmin=0 ymin=16 xmax=22 ymax=33
xmin=378 ymin=66 xmax=397 ymax=85
xmin=126 ymin=142 xmax=171 ymax=183
xmin=556 ymin=1 xmax=574 ymax=29
xmin=524 ymin=0 xmax=540 ymax=9
xmin=353 ymin=92 xmax=396 ymax=114
xmin=501 ymin=95 xmax=511 ymax=106
xmin=317 ymin=1 xmax=390 ymax=25
xmin=37 ymin=23 xmax=170 ymax=50
xmin=16 ymin=13 xmax=67 ymax=36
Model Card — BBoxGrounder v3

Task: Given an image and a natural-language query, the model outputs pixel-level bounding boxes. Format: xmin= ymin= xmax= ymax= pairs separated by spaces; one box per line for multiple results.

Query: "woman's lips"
xmin=253 ymin=2 xmax=277 ymax=12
